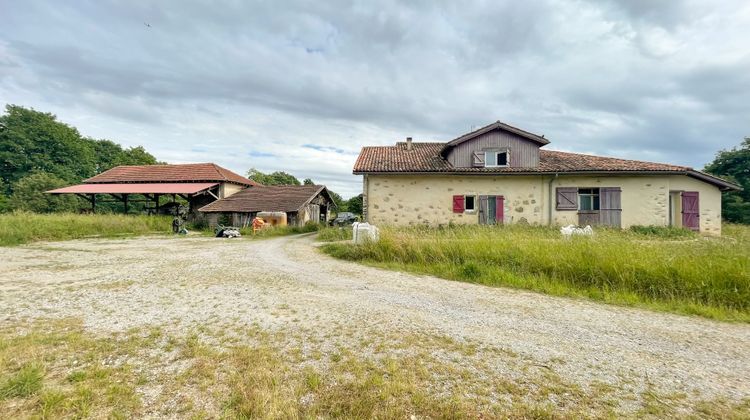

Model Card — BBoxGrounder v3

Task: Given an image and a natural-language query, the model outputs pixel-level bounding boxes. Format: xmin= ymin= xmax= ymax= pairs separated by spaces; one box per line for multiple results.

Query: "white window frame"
xmin=484 ymin=150 xmax=509 ymax=168
xmin=464 ymin=195 xmax=477 ymax=213
xmin=578 ymin=188 xmax=600 ymax=211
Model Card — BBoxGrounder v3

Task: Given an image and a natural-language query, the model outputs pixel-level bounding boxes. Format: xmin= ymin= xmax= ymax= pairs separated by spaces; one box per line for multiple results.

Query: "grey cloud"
xmin=1 ymin=0 xmax=748 ymax=196
xmin=589 ymin=0 xmax=693 ymax=28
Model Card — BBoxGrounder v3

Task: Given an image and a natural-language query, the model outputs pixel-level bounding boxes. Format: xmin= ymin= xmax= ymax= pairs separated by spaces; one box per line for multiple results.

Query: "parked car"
xmin=330 ymin=212 xmax=359 ymax=226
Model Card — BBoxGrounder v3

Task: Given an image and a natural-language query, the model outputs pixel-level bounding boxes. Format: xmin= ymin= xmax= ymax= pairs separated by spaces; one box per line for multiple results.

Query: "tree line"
xmin=0 ymin=105 xmax=158 ymax=213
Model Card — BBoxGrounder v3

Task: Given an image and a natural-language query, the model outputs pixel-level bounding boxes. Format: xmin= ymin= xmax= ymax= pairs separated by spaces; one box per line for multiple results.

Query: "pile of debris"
xmin=215 ymin=225 xmax=241 ymax=238
xmin=560 ymin=224 xmax=594 ymax=239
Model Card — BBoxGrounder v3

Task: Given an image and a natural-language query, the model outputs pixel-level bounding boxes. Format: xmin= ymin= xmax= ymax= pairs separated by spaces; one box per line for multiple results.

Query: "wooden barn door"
xmin=478 ymin=195 xmax=503 ymax=225
xmin=681 ymin=192 xmax=700 ymax=231
xmin=599 ymin=188 xmax=622 ymax=228
xmin=478 ymin=196 xmax=488 ymax=225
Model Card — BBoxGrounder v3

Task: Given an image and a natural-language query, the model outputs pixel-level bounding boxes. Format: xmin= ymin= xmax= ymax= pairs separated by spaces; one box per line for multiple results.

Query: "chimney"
xmin=406 ymin=136 xmax=413 ymax=151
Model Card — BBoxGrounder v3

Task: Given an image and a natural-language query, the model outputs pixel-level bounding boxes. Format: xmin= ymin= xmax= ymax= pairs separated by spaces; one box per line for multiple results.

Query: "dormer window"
xmin=485 ymin=151 xmax=509 ymax=167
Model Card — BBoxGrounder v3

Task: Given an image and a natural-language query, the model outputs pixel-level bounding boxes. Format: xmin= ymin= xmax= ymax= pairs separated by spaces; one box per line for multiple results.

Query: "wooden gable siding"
xmin=445 ymin=130 xmax=540 ymax=168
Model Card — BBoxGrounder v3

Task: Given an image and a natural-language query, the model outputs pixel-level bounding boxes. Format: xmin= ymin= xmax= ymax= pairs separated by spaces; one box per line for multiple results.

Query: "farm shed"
xmin=198 ymin=185 xmax=335 ymax=227
xmin=47 ymin=163 xmax=258 ymax=220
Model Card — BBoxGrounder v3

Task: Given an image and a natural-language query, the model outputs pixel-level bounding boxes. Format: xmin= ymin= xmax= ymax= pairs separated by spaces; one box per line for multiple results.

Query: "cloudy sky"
xmin=1 ymin=1 xmax=748 ymax=197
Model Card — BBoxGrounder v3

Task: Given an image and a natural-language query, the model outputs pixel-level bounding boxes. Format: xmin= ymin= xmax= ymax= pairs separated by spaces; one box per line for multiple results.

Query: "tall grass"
xmin=241 ymin=221 xmax=321 ymax=238
xmin=322 ymin=224 xmax=750 ymax=322
xmin=317 ymin=226 xmax=353 ymax=242
xmin=0 ymin=212 xmax=172 ymax=246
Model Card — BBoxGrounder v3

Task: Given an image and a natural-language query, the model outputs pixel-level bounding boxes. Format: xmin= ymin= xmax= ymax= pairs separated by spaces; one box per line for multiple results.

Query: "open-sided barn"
xmin=47 ymin=163 xmax=259 ymax=219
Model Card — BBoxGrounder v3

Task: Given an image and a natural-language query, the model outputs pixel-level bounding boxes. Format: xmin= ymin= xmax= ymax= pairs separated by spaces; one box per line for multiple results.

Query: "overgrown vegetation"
xmin=628 ymin=224 xmax=697 ymax=239
xmin=0 ymin=212 xmax=172 ymax=246
xmin=3 ymin=319 xmax=746 ymax=418
xmin=240 ymin=221 xmax=321 ymax=237
xmin=317 ymin=226 xmax=353 ymax=242
xmin=322 ymin=224 xmax=750 ymax=322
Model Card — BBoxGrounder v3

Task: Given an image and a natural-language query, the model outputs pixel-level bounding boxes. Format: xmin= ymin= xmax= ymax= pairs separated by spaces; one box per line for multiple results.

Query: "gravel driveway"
xmin=2 ymin=233 xmax=749 ymax=412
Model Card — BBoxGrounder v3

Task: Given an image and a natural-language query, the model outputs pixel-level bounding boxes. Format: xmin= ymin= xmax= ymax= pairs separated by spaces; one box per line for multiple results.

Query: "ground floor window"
xmin=465 ymin=195 xmax=476 ymax=212
xmin=578 ymin=188 xmax=600 ymax=211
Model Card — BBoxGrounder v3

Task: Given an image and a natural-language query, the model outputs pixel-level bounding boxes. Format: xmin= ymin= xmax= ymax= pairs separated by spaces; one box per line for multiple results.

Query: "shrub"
xmin=9 ymin=172 xmax=79 ymax=213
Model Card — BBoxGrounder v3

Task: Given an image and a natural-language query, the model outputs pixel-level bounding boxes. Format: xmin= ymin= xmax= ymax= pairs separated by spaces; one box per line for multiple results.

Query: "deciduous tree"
xmin=705 ymin=138 xmax=750 ymax=224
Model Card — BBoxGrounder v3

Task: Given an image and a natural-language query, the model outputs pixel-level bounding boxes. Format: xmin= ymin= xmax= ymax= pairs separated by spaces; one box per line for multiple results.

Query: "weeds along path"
xmin=275 ymin=234 xmax=750 ymax=399
xmin=1 ymin=233 xmax=749 ymax=409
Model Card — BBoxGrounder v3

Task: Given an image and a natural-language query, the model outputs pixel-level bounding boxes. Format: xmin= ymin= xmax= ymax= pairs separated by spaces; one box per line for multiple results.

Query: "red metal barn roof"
xmin=47 ymin=183 xmax=219 ymax=195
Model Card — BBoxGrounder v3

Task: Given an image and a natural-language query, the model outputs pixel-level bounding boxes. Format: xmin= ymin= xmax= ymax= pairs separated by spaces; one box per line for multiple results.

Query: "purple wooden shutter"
xmin=556 ymin=187 xmax=578 ymax=210
xmin=452 ymin=195 xmax=465 ymax=213
xmin=599 ymin=187 xmax=622 ymax=227
xmin=496 ymin=196 xmax=504 ymax=224
xmin=681 ymin=192 xmax=700 ymax=231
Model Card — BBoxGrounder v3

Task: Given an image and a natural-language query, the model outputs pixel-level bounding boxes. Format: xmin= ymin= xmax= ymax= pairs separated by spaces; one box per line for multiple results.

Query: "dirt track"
xmin=2 ymin=233 xmax=749 ymax=407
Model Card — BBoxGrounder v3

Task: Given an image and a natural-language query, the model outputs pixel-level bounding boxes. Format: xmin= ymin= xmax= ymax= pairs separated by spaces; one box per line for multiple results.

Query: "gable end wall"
xmin=445 ymin=130 xmax=540 ymax=168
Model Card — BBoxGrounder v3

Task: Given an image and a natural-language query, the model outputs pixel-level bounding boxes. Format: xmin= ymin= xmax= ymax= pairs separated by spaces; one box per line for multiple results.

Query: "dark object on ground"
xmin=330 ymin=212 xmax=358 ymax=226
xmin=171 ymin=204 xmax=189 ymax=233
xmin=215 ymin=225 xmax=241 ymax=238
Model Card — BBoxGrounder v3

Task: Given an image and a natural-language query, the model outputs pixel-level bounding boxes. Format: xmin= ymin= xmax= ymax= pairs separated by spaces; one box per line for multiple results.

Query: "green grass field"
xmin=0 ymin=212 xmax=172 ymax=246
xmin=321 ymin=224 xmax=750 ymax=322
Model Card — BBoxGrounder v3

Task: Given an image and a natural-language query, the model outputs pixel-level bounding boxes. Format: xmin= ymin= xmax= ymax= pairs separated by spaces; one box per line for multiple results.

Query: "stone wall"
xmin=365 ymin=174 xmax=723 ymax=234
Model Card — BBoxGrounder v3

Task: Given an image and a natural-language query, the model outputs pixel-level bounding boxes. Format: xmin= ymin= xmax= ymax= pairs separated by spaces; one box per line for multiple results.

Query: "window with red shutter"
xmin=452 ymin=195 xmax=465 ymax=213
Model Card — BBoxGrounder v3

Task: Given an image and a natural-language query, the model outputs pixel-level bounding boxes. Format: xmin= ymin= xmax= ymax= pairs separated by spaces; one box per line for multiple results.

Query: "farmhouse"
xmin=47 ymin=163 xmax=258 ymax=219
xmin=353 ymin=121 xmax=740 ymax=234
xmin=198 ymin=184 xmax=335 ymax=227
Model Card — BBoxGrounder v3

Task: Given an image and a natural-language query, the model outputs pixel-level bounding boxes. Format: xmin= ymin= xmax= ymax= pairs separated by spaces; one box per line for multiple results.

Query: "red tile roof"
xmin=353 ymin=142 xmax=739 ymax=190
xmin=84 ymin=163 xmax=258 ymax=186
xmin=199 ymin=185 xmax=333 ymax=213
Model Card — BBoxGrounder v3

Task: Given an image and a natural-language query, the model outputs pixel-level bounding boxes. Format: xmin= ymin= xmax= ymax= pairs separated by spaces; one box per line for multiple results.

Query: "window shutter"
xmin=452 ymin=195 xmax=465 ymax=213
xmin=599 ymin=187 xmax=622 ymax=227
xmin=496 ymin=196 xmax=504 ymax=224
xmin=556 ymin=187 xmax=578 ymax=210
xmin=472 ymin=151 xmax=484 ymax=167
